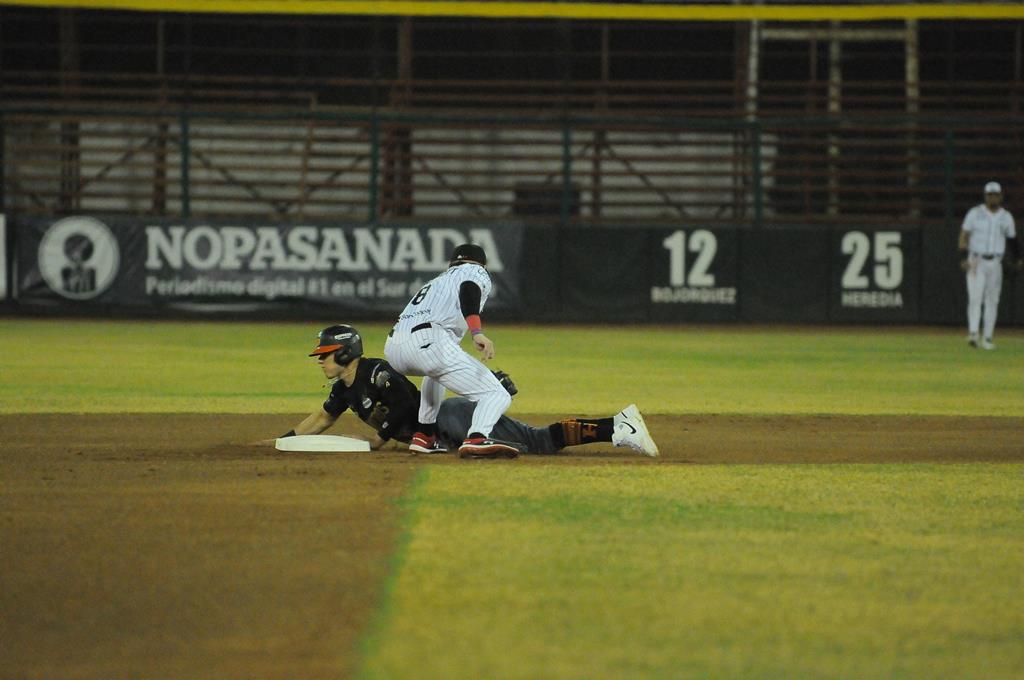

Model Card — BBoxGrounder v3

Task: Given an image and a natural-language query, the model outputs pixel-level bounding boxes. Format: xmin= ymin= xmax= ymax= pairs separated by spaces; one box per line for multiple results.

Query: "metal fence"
xmin=2 ymin=108 xmax=1022 ymax=228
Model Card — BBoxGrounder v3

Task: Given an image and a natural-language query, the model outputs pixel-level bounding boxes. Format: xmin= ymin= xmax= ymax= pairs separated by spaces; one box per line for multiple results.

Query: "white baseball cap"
xmin=984 ymin=181 xmax=1002 ymax=194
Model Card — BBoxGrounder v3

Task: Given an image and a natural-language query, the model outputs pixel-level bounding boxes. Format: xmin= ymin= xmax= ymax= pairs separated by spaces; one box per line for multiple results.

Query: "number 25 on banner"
xmin=663 ymin=230 xmax=717 ymax=287
xmin=841 ymin=231 xmax=903 ymax=290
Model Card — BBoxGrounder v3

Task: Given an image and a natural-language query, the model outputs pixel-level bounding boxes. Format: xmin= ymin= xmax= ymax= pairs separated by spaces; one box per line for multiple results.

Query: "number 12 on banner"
xmin=663 ymin=230 xmax=717 ymax=287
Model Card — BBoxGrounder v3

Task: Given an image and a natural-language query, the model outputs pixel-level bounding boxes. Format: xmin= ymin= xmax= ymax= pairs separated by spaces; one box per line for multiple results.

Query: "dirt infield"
xmin=0 ymin=413 xmax=418 ymax=678
xmin=2 ymin=412 xmax=1021 ymax=677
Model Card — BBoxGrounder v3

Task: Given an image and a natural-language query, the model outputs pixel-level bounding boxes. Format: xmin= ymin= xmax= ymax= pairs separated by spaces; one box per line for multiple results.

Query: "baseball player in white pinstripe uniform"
xmin=384 ymin=243 xmax=519 ymax=459
xmin=958 ymin=181 xmax=1022 ymax=350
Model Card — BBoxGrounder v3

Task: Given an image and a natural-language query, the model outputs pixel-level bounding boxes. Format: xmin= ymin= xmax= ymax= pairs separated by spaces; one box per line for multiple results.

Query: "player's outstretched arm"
xmin=252 ymin=409 xmax=339 ymax=446
xmin=292 ymin=409 xmax=339 ymax=436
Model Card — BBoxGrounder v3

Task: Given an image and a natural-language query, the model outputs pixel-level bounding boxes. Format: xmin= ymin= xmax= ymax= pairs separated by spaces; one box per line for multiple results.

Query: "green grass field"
xmin=2 ymin=319 xmax=1022 ymax=416
xmin=362 ymin=464 xmax=1023 ymax=679
xmin=2 ymin=319 xmax=1022 ymax=678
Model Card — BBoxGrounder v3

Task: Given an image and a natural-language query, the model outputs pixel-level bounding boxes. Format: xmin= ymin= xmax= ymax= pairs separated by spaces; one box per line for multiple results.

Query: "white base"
xmin=275 ymin=435 xmax=371 ymax=452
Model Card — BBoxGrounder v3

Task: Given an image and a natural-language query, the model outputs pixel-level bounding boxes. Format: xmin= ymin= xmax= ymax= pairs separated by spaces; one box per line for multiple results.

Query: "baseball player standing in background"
xmin=958 ymin=181 xmax=1022 ymax=349
xmin=384 ymin=243 xmax=519 ymax=459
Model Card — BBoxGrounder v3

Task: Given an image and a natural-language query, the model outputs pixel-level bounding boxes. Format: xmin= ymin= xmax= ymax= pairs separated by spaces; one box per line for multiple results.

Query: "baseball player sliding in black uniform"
xmin=272 ymin=324 xmax=421 ymax=450
xmin=273 ymin=324 xmax=659 ymax=457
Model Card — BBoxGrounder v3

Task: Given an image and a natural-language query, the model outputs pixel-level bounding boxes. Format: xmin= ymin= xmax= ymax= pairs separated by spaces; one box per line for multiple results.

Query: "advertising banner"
xmin=829 ymin=228 xmax=920 ymax=322
xmin=919 ymin=224 xmax=962 ymax=324
xmin=648 ymin=227 xmax=739 ymax=322
xmin=1013 ymin=267 xmax=1024 ymax=330
xmin=559 ymin=227 xmax=649 ymax=322
xmin=0 ymin=214 xmax=6 ymax=301
xmin=738 ymin=229 xmax=831 ymax=322
xmin=12 ymin=216 xmax=1014 ymax=326
xmin=15 ymin=217 xmax=523 ymax=315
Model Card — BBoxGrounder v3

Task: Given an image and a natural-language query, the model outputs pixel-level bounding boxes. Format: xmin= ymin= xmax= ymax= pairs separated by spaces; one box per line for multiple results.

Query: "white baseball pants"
xmin=966 ymin=255 xmax=1003 ymax=339
xmin=384 ymin=324 xmax=511 ymax=438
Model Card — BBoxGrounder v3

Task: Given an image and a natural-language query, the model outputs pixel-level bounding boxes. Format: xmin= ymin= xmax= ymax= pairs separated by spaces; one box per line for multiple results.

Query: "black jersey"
xmin=323 ymin=358 xmax=419 ymax=443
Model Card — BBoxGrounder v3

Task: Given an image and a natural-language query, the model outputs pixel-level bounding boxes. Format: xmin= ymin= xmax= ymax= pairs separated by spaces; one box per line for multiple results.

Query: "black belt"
xmin=389 ymin=322 xmax=431 ymax=338
xmin=979 ymin=254 xmax=1000 ymax=260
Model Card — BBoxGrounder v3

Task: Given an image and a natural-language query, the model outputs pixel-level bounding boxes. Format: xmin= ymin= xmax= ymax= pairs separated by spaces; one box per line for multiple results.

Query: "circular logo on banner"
xmin=38 ymin=217 xmax=120 ymax=300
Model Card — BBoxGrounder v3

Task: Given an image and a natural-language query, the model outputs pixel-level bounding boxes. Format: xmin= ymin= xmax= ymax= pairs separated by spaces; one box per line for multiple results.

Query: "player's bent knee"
xmin=491 ymin=389 xmax=512 ymax=413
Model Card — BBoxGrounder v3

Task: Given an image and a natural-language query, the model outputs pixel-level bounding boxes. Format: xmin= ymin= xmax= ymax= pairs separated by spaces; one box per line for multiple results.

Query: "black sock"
xmin=417 ymin=422 xmax=438 ymax=437
xmin=548 ymin=423 xmax=566 ymax=449
xmin=549 ymin=418 xmax=613 ymax=447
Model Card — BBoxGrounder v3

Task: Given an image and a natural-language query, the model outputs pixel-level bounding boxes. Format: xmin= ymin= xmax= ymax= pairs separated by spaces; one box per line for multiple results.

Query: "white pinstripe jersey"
xmin=394 ymin=263 xmax=492 ymax=339
xmin=962 ymin=205 xmax=1016 ymax=256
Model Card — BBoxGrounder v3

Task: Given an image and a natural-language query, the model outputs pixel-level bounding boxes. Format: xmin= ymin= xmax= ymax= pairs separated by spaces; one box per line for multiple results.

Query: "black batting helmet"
xmin=449 ymin=243 xmax=487 ymax=267
xmin=309 ymin=324 xmax=364 ymax=365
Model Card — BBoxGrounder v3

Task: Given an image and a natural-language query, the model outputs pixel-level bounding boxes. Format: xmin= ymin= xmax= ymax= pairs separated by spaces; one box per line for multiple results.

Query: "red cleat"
xmin=409 ymin=432 xmax=446 ymax=454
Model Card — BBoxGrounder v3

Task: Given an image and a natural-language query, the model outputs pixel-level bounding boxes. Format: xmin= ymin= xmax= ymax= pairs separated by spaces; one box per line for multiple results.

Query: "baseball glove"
xmin=492 ymin=370 xmax=518 ymax=396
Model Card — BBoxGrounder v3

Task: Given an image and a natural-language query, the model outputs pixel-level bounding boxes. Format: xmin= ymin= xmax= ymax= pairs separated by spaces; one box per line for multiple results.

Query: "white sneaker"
xmin=612 ymin=404 xmax=659 ymax=457
xmin=968 ymin=333 xmax=979 ymax=348
xmin=982 ymin=338 xmax=995 ymax=350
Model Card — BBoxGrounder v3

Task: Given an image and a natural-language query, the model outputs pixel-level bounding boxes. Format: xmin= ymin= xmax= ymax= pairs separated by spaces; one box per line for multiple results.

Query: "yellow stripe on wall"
xmin=3 ymin=1 xmax=1024 ymax=22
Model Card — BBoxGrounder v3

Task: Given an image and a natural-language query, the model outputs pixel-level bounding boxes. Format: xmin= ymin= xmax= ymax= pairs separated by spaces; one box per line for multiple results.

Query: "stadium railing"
xmin=2 ymin=105 xmax=1021 ymax=229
